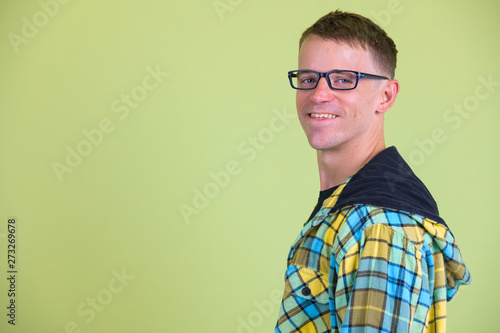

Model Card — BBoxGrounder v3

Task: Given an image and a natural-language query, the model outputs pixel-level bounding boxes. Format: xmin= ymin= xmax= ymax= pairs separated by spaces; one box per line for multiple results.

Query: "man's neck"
xmin=317 ymin=139 xmax=386 ymax=190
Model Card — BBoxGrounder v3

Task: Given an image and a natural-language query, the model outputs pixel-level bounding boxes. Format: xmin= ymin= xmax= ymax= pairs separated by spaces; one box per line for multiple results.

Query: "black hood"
xmin=332 ymin=146 xmax=446 ymax=227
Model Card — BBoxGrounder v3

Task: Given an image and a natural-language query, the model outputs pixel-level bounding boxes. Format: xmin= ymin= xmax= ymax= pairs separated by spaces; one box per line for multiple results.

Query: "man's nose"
xmin=311 ymin=77 xmax=335 ymax=102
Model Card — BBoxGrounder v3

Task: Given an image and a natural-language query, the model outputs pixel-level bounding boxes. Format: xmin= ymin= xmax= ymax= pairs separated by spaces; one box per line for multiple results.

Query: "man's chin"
xmin=308 ymin=141 xmax=337 ymax=151
xmin=307 ymin=137 xmax=347 ymax=152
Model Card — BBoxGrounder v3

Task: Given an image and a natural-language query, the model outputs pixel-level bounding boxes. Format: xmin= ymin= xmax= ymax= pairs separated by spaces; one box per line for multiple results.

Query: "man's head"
xmin=293 ymin=10 xmax=400 ymax=154
xmin=299 ymin=10 xmax=397 ymax=79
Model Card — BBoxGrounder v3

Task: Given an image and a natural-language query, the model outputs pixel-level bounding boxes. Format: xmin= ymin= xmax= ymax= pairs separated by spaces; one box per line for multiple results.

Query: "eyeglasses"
xmin=288 ymin=70 xmax=389 ymax=90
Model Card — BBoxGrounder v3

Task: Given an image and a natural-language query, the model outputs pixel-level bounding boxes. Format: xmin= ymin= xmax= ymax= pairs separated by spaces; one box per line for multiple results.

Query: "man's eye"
xmin=330 ymin=72 xmax=357 ymax=87
xmin=334 ymin=77 xmax=353 ymax=84
xmin=300 ymin=76 xmax=317 ymax=84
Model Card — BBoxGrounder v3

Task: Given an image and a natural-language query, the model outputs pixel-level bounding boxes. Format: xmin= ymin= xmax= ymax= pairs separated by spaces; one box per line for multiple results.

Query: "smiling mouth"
xmin=309 ymin=113 xmax=338 ymax=119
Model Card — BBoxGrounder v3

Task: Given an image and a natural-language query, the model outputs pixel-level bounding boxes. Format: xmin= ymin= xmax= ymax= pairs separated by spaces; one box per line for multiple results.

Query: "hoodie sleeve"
xmin=334 ymin=223 xmax=431 ymax=332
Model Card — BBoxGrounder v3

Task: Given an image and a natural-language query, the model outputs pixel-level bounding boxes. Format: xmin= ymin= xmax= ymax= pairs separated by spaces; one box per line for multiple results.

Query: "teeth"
xmin=310 ymin=114 xmax=337 ymax=119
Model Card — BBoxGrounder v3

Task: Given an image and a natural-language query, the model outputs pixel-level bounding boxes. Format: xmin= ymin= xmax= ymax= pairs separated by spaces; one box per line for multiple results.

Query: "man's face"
xmin=296 ymin=35 xmax=387 ymax=152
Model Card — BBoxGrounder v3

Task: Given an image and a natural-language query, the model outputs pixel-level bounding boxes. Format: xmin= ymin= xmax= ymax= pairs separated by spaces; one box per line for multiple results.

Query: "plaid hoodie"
xmin=275 ymin=146 xmax=471 ymax=333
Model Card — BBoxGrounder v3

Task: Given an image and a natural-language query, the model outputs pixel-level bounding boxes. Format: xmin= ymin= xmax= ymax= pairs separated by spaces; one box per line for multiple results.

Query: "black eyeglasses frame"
xmin=288 ymin=70 xmax=390 ymax=90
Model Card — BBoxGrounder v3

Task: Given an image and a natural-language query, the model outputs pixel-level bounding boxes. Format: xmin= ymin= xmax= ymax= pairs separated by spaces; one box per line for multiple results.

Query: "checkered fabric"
xmin=275 ymin=175 xmax=471 ymax=332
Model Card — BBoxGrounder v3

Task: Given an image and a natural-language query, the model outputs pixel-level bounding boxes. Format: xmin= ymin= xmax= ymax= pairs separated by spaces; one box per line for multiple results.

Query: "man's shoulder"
xmin=332 ymin=205 xmax=426 ymax=254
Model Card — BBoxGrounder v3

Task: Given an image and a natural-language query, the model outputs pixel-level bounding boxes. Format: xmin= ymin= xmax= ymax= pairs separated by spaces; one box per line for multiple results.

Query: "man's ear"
xmin=376 ymin=79 xmax=399 ymax=113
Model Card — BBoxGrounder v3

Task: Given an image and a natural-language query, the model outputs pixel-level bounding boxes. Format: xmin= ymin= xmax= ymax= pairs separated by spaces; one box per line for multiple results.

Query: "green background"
xmin=0 ymin=0 xmax=498 ymax=332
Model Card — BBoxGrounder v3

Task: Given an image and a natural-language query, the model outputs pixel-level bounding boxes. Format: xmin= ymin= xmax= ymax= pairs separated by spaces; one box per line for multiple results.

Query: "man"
xmin=275 ymin=10 xmax=471 ymax=333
